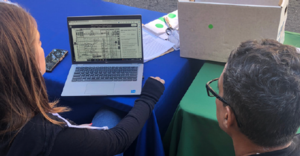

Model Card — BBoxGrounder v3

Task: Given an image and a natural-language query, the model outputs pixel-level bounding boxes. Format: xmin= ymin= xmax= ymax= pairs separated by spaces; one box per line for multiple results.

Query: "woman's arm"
xmin=49 ymin=78 xmax=165 ymax=156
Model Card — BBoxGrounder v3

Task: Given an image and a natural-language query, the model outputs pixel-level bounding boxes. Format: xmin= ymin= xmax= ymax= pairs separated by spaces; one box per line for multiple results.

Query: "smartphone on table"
xmin=45 ymin=49 xmax=68 ymax=72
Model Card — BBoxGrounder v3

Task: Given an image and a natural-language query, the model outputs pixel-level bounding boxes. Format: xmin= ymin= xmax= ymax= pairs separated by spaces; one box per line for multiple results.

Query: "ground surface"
xmin=104 ymin=0 xmax=300 ymax=33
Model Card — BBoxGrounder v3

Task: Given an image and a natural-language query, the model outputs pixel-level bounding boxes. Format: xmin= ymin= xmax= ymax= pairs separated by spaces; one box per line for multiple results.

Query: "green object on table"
xmin=284 ymin=31 xmax=300 ymax=134
xmin=163 ymin=31 xmax=300 ymax=156
xmin=284 ymin=31 xmax=300 ymax=48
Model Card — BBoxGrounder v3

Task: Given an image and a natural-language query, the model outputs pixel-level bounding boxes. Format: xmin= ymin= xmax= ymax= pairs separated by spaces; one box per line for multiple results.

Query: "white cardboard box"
xmin=178 ymin=0 xmax=289 ymax=62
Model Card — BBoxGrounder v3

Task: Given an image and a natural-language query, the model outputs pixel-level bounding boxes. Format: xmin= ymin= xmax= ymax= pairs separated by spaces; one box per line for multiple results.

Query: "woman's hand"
xmin=150 ymin=76 xmax=165 ymax=85
xmin=140 ymin=77 xmax=165 ymax=103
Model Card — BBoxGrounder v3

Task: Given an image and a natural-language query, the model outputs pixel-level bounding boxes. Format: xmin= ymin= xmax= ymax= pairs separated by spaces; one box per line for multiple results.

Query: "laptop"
xmin=61 ymin=15 xmax=144 ymax=96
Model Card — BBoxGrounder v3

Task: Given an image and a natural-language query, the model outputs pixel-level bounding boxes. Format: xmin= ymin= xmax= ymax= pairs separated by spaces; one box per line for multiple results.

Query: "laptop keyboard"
xmin=72 ymin=67 xmax=138 ymax=82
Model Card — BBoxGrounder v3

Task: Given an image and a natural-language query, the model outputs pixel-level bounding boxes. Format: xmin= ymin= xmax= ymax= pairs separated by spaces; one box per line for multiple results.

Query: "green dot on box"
xmin=168 ymin=13 xmax=176 ymax=19
xmin=208 ymin=24 xmax=213 ymax=29
xmin=155 ymin=23 xmax=164 ymax=28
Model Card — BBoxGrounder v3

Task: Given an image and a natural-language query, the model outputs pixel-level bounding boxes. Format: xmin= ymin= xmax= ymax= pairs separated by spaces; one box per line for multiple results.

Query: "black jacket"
xmin=0 ymin=78 xmax=164 ymax=156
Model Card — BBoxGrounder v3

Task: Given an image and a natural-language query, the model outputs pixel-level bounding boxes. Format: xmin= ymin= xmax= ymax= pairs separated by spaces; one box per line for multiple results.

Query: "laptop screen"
xmin=68 ymin=16 xmax=143 ymax=63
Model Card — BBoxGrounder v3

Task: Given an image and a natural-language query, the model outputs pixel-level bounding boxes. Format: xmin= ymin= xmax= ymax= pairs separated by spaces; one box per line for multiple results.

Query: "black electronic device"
xmin=46 ymin=49 xmax=68 ymax=72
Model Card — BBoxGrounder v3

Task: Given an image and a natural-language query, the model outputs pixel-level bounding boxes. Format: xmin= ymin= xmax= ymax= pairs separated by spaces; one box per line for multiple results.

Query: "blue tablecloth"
xmin=12 ymin=0 xmax=204 ymax=155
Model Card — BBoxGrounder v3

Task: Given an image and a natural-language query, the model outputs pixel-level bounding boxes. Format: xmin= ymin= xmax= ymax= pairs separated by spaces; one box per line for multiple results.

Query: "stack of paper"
xmin=143 ymin=28 xmax=175 ymax=62
xmin=144 ymin=10 xmax=178 ymax=39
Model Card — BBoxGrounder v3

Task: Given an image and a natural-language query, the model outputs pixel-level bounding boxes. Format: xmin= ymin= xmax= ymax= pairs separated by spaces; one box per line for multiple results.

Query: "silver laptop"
xmin=61 ymin=15 xmax=144 ymax=96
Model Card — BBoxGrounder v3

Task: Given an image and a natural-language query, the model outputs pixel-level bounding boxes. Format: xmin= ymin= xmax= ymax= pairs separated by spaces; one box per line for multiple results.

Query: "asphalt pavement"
xmin=104 ymin=0 xmax=300 ymax=33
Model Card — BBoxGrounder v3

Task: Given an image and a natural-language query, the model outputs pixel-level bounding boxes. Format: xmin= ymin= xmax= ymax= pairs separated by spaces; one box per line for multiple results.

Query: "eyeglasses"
xmin=206 ymin=78 xmax=242 ymax=128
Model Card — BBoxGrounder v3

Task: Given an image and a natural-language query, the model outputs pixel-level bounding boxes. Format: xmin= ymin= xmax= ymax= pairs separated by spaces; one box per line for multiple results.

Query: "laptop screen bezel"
xmin=67 ymin=15 xmax=144 ymax=64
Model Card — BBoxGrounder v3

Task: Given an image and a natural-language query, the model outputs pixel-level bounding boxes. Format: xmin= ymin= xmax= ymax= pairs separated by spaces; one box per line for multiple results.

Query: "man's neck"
xmin=231 ymin=133 xmax=291 ymax=156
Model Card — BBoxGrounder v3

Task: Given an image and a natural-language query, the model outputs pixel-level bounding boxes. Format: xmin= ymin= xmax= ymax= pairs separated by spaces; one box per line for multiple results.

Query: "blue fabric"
xmin=92 ymin=107 xmax=124 ymax=156
xmin=12 ymin=0 xmax=204 ymax=155
xmin=92 ymin=107 xmax=123 ymax=128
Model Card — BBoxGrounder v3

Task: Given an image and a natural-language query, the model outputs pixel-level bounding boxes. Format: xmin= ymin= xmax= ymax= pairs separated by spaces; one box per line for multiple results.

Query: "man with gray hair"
xmin=206 ymin=39 xmax=300 ymax=156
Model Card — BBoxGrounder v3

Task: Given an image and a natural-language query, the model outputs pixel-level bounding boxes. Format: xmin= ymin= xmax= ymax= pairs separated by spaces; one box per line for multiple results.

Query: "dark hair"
xmin=0 ymin=2 xmax=69 ymax=137
xmin=223 ymin=39 xmax=300 ymax=147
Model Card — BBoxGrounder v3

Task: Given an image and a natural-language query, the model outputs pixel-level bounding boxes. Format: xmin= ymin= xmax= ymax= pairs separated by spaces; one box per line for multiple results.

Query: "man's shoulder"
xmin=293 ymin=133 xmax=300 ymax=141
xmin=249 ymin=134 xmax=300 ymax=156
xmin=291 ymin=134 xmax=300 ymax=148
xmin=279 ymin=134 xmax=300 ymax=156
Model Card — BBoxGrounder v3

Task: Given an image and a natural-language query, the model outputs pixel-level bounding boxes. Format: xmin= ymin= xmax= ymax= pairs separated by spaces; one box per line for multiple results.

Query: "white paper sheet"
xmin=143 ymin=28 xmax=175 ymax=62
xmin=144 ymin=10 xmax=179 ymax=37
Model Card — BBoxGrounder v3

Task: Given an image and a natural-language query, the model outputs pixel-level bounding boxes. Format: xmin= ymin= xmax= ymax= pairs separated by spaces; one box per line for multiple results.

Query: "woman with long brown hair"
xmin=0 ymin=1 xmax=165 ymax=156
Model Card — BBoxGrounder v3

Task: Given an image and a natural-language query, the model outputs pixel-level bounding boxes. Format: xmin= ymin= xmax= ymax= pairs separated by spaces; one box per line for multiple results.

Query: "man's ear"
xmin=223 ymin=106 xmax=236 ymax=129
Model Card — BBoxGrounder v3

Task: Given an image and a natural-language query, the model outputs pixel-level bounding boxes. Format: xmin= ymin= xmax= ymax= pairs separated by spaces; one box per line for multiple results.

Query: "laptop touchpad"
xmin=85 ymin=83 xmax=114 ymax=95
